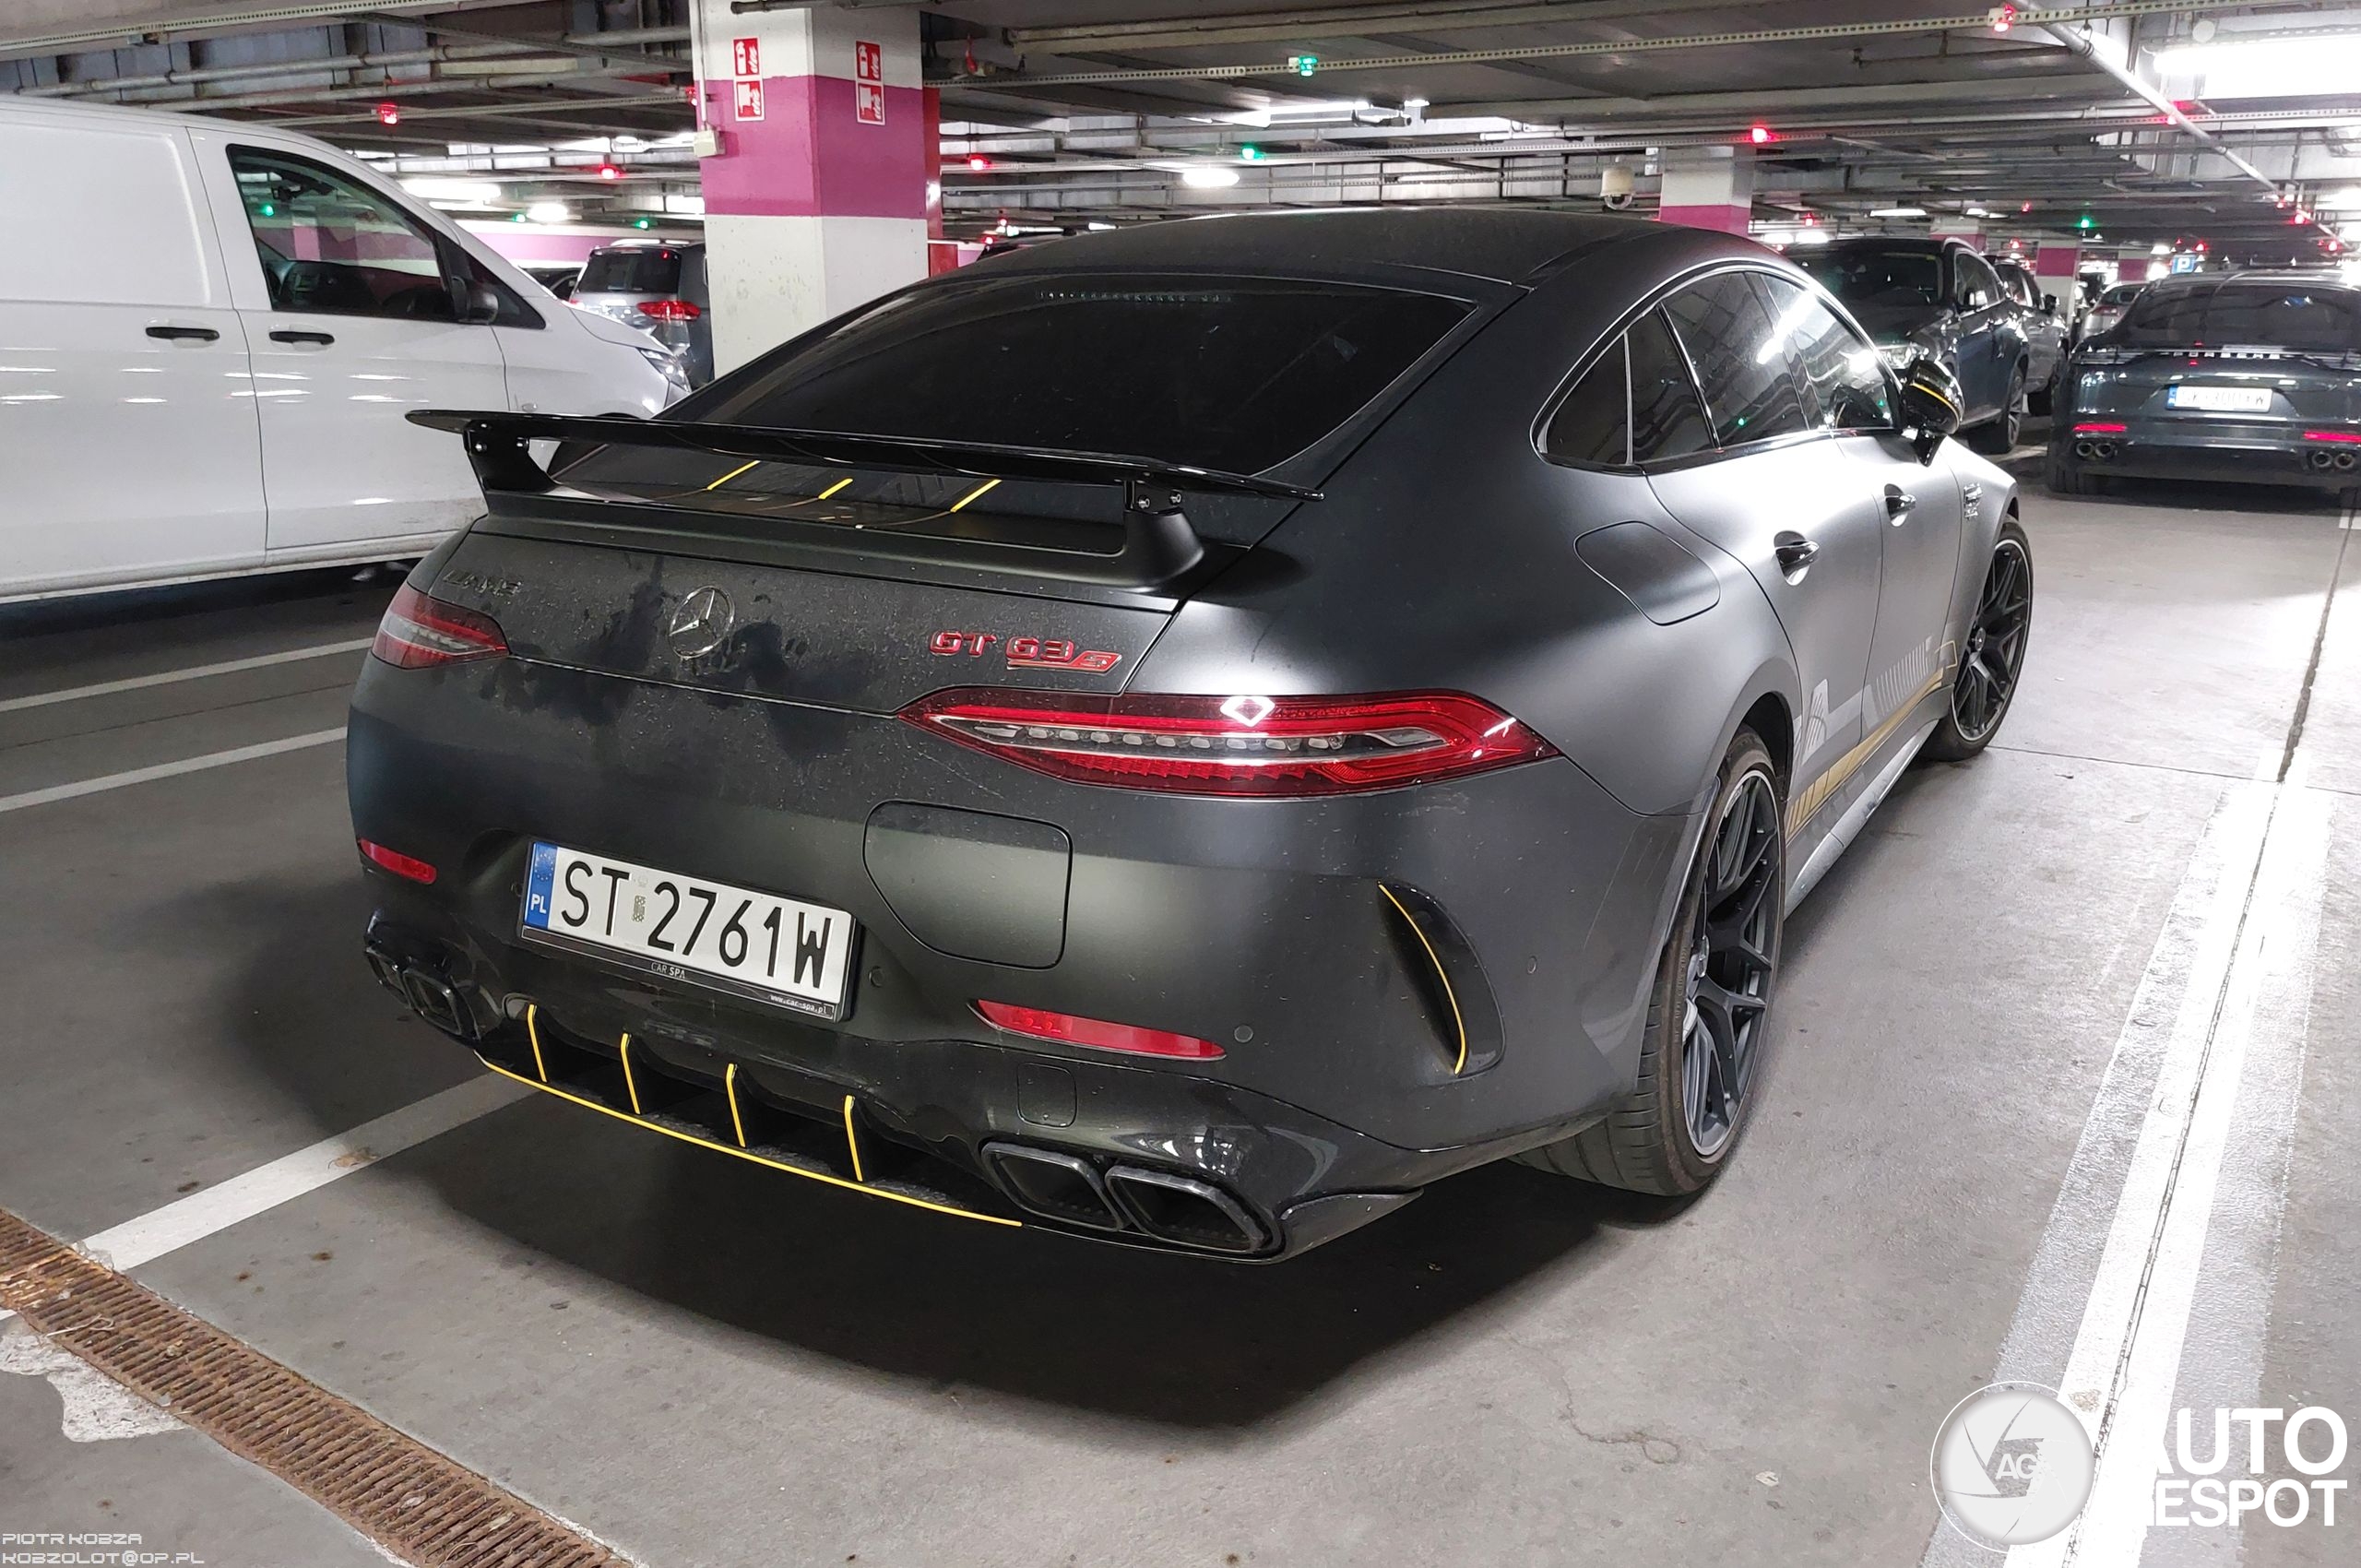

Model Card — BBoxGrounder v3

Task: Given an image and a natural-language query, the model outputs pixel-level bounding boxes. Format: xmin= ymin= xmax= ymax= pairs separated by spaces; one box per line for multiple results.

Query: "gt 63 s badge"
xmin=930 ymin=630 xmax=1121 ymax=673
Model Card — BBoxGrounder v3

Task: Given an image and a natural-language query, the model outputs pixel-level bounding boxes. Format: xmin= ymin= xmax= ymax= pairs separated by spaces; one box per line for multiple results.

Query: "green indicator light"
xmin=257 ymin=201 xmax=276 ymax=217
xmin=2077 ymin=213 xmax=2094 ymax=231
xmin=1289 ymin=53 xmax=1318 ymax=77
xmin=631 ymin=216 xmax=653 ymax=229
xmin=1239 ymin=144 xmax=1264 ymax=161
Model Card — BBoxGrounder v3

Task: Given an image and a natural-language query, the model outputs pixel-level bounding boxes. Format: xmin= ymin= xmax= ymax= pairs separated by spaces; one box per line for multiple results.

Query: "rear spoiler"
xmin=406 ymin=410 xmax=1321 ymax=589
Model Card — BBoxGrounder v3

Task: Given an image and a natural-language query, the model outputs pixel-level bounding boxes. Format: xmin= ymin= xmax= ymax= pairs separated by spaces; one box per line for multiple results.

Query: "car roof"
xmin=969 ymin=207 xmax=1682 ymax=286
xmin=1819 ymin=235 xmax=1955 ymax=254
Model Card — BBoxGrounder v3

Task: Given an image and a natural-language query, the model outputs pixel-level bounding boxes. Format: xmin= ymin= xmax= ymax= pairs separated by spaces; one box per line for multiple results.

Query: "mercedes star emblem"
xmin=668 ymin=586 xmax=736 ymax=659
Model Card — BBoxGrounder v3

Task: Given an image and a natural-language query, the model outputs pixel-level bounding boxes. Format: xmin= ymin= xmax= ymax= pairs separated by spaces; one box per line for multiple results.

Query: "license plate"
xmin=519 ymin=842 xmax=857 ymax=1020
xmin=2168 ymin=384 xmax=2272 ymax=412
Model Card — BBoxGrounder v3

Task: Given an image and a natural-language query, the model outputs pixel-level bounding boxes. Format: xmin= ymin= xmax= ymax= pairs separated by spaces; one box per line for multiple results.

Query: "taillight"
xmin=357 ymin=838 xmax=436 ymax=884
xmin=637 ymin=298 xmax=701 ymax=322
xmin=2072 ymin=422 xmax=2128 ymax=434
xmin=372 ymin=584 xmax=508 ymax=669
xmin=975 ymin=1000 xmax=1224 ymax=1060
xmin=899 ymin=689 xmax=1557 ymax=796
xmin=2302 ymin=429 xmax=2361 ymax=444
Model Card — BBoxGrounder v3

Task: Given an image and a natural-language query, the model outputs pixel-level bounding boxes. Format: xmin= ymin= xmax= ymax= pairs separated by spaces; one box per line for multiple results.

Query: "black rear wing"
xmin=406 ymin=410 xmax=1322 ymax=589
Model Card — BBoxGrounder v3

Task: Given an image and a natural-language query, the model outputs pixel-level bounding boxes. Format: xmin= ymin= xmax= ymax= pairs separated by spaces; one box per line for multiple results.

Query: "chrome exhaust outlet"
xmin=2090 ymin=441 xmax=2118 ymax=461
xmin=2336 ymin=451 xmax=2357 ymax=471
xmin=1106 ymin=1166 xmax=1267 ymax=1254
xmin=2072 ymin=441 xmax=2094 ymax=460
xmin=2308 ymin=449 xmax=2337 ymax=471
xmin=982 ymin=1143 xmax=1127 ymax=1231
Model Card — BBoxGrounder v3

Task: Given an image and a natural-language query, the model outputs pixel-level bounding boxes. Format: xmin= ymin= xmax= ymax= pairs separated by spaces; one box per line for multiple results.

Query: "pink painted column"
xmin=1655 ymin=148 xmax=1754 ymax=235
xmin=693 ymin=2 xmax=930 ymax=374
xmin=2032 ymin=244 xmax=2081 ymax=311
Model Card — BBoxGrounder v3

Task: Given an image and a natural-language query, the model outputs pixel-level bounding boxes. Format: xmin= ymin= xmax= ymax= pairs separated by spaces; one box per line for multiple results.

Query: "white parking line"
xmin=0 ymin=638 xmax=374 ymax=714
xmin=0 ymin=728 xmax=345 ymax=815
xmin=3 ymin=1075 xmax=531 ymax=1326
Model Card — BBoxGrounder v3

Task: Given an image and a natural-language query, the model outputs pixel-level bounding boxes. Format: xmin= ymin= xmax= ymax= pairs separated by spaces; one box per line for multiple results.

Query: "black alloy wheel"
xmin=1925 ymin=519 xmax=2034 ymax=761
xmin=1679 ymin=766 xmax=1782 ymax=1158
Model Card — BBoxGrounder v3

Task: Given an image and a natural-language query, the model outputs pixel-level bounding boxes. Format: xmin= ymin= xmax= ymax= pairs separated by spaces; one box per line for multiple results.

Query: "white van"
xmin=0 ymin=97 xmax=684 ymax=602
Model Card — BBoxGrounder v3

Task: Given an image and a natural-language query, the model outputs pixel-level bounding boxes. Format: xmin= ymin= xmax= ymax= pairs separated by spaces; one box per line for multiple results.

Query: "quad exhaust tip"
xmin=2074 ymin=440 xmax=2118 ymax=462
xmin=983 ymin=1141 xmax=1267 ymax=1253
xmin=366 ymin=942 xmax=475 ymax=1041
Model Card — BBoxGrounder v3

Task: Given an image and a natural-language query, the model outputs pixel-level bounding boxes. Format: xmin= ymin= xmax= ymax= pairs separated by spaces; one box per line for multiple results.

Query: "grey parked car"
xmin=351 ymin=210 xmax=2029 ymax=1259
xmin=574 ymin=240 xmax=712 ymax=386
xmin=1801 ymin=236 xmax=2034 ymax=452
xmin=1989 ymin=255 xmax=2068 ymax=414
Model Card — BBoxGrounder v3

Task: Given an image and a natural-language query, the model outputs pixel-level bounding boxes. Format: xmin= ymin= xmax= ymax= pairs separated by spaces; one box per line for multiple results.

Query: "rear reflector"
xmin=901 ymin=689 xmax=1556 ymax=796
xmin=637 ymin=298 xmax=702 ymax=321
xmin=357 ymin=838 xmax=436 ymax=884
xmin=2302 ymin=429 xmax=2361 ymax=444
xmin=372 ymin=584 xmax=508 ymax=669
xmin=975 ymin=1000 xmax=1224 ymax=1060
xmin=2072 ymin=422 xmax=2129 ymax=434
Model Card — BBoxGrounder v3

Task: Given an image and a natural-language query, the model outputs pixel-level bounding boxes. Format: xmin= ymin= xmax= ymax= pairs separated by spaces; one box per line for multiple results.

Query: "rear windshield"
xmin=1798 ymin=249 xmax=1943 ymax=308
xmin=685 ymin=272 xmax=1473 ymax=474
xmin=2115 ymin=281 xmax=2361 ymax=352
xmin=579 ymin=248 xmax=683 ymax=294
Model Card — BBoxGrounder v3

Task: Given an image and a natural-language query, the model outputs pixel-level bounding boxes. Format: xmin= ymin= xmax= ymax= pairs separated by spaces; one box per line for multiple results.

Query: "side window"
xmin=228 ymin=146 xmax=457 ymax=320
xmin=1953 ymin=253 xmax=2002 ymax=311
xmin=1542 ymin=337 xmax=1630 ymax=467
xmin=1627 ymin=309 xmax=1714 ymax=463
xmin=1751 ymin=275 xmax=1893 ymax=434
xmin=1660 ymin=273 xmax=1811 ymax=447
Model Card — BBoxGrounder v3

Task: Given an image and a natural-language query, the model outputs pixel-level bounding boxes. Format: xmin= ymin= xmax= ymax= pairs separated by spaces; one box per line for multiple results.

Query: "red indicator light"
xmin=2303 ymin=430 xmax=2361 ymax=444
xmin=2072 ymin=422 xmax=2129 ymax=434
xmin=1749 ymin=124 xmax=1772 ymax=146
xmin=636 ymin=297 xmax=702 ymax=321
xmin=967 ymin=154 xmax=991 ymax=172
xmin=974 ymin=1001 xmax=1224 ymax=1060
xmin=371 ymin=584 xmax=508 ymax=669
xmin=900 ymin=689 xmax=1557 ymax=797
xmin=596 ymin=162 xmax=621 ymax=180
xmin=374 ymin=101 xmax=400 ymax=126
xmin=357 ymin=839 xmax=437 ymax=885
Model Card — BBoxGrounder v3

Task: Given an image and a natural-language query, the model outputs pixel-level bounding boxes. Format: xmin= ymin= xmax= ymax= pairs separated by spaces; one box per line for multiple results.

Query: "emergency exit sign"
xmin=854 ymin=40 xmax=884 ymax=124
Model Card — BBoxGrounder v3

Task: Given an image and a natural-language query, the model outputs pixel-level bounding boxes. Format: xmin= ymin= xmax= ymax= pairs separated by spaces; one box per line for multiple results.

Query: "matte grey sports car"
xmin=349 ymin=210 xmax=2032 ymax=1260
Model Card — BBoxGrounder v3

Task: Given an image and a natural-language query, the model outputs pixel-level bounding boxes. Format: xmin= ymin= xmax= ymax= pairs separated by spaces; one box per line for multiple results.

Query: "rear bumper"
xmin=349 ymin=657 xmax=1690 ymax=1259
xmin=2058 ymin=424 xmax=2360 ymax=489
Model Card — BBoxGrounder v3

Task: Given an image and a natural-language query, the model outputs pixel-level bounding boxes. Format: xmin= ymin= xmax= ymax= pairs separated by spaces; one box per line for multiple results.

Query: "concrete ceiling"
xmin=3 ymin=1 xmax=2356 ymax=260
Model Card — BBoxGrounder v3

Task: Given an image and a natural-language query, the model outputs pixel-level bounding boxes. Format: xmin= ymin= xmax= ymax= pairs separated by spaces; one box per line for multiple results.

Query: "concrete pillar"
xmin=1655 ymin=147 xmax=1754 ymax=235
xmin=692 ymin=1 xmax=930 ymax=374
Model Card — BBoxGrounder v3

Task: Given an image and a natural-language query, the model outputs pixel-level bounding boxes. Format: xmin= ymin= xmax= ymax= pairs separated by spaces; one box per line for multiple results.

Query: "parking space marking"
xmin=0 ymin=728 xmax=345 ymax=814
xmin=0 ymin=638 xmax=373 ymax=714
xmin=1 ymin=1075 xmax=528 ymax=1328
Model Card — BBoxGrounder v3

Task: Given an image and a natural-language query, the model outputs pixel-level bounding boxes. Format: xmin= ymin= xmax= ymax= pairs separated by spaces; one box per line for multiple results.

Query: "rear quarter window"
xmin=2118 ymin=282 xmax=2361 ymax=352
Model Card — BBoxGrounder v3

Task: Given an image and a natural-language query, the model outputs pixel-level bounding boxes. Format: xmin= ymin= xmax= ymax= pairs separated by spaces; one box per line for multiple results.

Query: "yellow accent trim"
xmin=725 ymin=1063 xmax=747 ymax=1148
xmin=1784 ymin=671 xmax=1946 ymax=839
xmin=1380 ymin=884 xmax=1468 ymax=1075
xmin=816 ymin=477 xmax=853 ymax=499
xmin=947 ymin=478 xmax=1001 ymax=512
xmin=618 ymin=1031 xmax=642 ymax=1115
xmin=841 ymin=1094 xmax=866 ymax=1182
xmin=704 ymin=459 xmax=760 ymax=491
xmin=475 ymin=1058 xmax=1022 ymax=1227
xmin=526 ymin=1004 xmax=548 ymax=1084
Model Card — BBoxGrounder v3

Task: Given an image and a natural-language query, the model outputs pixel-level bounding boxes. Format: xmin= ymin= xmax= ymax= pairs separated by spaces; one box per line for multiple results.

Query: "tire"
xmin=2046 ymin=444 xmax=2094 ymax=495
xmin=2027 ymin=356 xmax=2059 ymax=416
xmin=1520 ymin=729 xmax=1785 ymax=1195
xmin=1923 ymin=518 xmax=2034 ymax=763
xmin=1967 ymin=364 xmax=2027 ymax=454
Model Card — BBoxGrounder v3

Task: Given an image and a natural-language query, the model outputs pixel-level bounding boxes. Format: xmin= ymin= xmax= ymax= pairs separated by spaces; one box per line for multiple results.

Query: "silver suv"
xmin=574 ymin=241 xmax=712 ymax=387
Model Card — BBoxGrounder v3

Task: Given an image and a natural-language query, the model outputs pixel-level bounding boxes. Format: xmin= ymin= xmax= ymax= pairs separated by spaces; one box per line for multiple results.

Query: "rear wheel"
xmin=1924 ymin=519 xmax=2034 ymax=763
xmin=1521 ymin=729 xmax=1784 ymax=1195
xmin=2027 ymin=355 xmax=2059 ymax=416
xmin=1968 ymin=365 xmax=2027 ymax=454
xmin=2046 ymin=444 xmax=2094 ymax=495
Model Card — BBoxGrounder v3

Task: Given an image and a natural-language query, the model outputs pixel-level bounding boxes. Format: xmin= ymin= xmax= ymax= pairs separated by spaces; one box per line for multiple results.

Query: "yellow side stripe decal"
xmin=525 ymin=1004 xmax=548 ymax=1084
xmin=618 ymin=1032 xmax=642 ymax=1116
xmin=1380 ymin=885 xmax=1468 ymax=1075
xmin=1784 ymin=671 xmax=1946 ymax=839
xmin=841 ymin=1095 xmax=866 ymax=1182
xmin=725 ymin=1063 xmax=748 ymax=1149
xmin=704 ymin=459 xmax=760 ymax=492
xmin=474 ymin=1058 xmax=1021 ymax=1227
xmin=947 ymin=478 xmax=1001 ymax=512
xmin=816 ymin=476 xmax=853 ymax=499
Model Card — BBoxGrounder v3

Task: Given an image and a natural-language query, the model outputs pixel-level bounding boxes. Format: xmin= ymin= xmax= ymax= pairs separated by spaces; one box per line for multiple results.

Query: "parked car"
xmin=1987 ymin=255 xmax=2068 ymax=413
xmin=1799 ymin=236 xmax=2032 ymax=451
xmin=574 ymin=240 xmax=712 ymax=386
xmin=352 ymin=210 xmax=2030 ymax=1259
xmin=0 ymin=97 xmax=684 ymax=603
xmin=2049 ymin=268 xmax=2361 ymax=502
xmin=2075 ymin=279 xmax=2146 ymax=345
xmin=524 ymin=264 xmax=582 ymax=302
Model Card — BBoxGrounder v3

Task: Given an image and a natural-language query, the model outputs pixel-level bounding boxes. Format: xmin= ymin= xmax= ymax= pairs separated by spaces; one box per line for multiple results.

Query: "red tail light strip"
xmin=357 ymin=838 xmax=436 ymax=884
xmin=975 ymin=1000 xmax=1224 ymax=1060
xmin=900 ymin=689 xmax=1556 ymax=796
xmin=2302 ymin=430 xmax=2361 ymax=444
xmin=372 ymin=585 xmax=509 ymax=669
xmin=2071 ymin=422 xmax=2129 ymax=434
xmin=637 ymin=298 xmax=702 ymax=321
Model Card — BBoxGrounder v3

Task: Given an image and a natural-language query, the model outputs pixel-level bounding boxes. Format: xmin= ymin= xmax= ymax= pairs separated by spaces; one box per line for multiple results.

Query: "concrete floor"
xmin=3 ymin=458 xmax=2356 ymax=1568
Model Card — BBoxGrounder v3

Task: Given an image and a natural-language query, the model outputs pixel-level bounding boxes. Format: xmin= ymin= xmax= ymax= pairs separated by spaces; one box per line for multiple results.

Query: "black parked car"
xmin=1801 ymin=236 xmax=2035 ymax=451
xmin=350 ymin=210 xmax=2029 ymax=1260
xmin=1987 ymin=255 xmax=2069 ymax=412
xmin=2049 ymin=269 xmax=2361 ymax=501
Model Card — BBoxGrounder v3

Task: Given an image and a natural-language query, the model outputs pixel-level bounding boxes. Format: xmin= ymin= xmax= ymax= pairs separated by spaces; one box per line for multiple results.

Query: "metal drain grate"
xmin=0 ymin=1206 xmax=626 ymax=1568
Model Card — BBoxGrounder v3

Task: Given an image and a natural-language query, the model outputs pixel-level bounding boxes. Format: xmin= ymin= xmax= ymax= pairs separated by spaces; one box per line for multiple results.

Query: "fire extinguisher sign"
xmin=731 ymin=37 xmax=759 ymax=77
xmin=854 ymin=41 xmax=884 ymax=125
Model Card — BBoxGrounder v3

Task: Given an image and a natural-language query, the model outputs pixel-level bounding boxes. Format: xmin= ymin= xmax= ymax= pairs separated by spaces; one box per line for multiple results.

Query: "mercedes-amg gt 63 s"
xmin=350 ymin=210 xmax=2031 ymax=1260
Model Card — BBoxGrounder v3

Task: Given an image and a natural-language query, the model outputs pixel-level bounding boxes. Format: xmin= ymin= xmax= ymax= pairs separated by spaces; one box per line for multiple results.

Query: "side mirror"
xmin=457 ymin=280 xmax=503 ymax=325
xmin=1893 ymin=353 xmax=1964 ymax=465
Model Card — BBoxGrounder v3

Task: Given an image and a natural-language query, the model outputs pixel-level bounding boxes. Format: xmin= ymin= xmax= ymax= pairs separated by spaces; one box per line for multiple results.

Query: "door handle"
xmin=1773 ymin=532 xmax=1821 ymax=580
xmin=268 ymin=328 xmax=336 ymax=345
xmin=1884 ymin=485 xmax=1917 ymax=520
xmin=145 ymin=324 xmax=219 ymax=341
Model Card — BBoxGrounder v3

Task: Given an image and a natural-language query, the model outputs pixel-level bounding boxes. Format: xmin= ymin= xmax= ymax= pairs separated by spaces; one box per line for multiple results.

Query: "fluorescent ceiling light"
xmin=2153 ymin=34 xmax=2361 ymax=99
xmin=1787 ymin=227 xmax=1832 ymax=245
xmin=1869 ymin=206 xmax=1927 ymax=218
xmin=402 ymin=177 xmax=501 ymax=204
xmin=525 ymin=200 xmax=572 ymax=224
xmin=2320 ymin=186 xmax=2361 ymax=210
xmin=1181 ymin=165 xmax=1240 ymax=189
